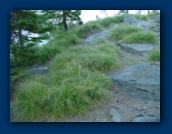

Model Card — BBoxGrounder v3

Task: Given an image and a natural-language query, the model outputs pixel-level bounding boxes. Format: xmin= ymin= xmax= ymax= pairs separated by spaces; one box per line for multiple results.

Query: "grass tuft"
xmin=97 ymin=15 xmax=124 ymax=27
xmin=73 ymin=21 xmax=103 ymax=37
xmin=108 ymin=24 xmax=143 ymax=41
xmin=148 ymin=49 xmax=160 ymax=61
xmin=122 ymin=31 xmax=157 ymax=44
xmin=133 ymin=14 xmax=148 ymax=20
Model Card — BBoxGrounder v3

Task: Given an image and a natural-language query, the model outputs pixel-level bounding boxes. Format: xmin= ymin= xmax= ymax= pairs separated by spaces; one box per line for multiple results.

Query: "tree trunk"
xmin=125 ymin=10 xmax=129 ymax=14
xmin=62 ymin=10 xmax=68 ymax=31
xmin=139 ymin=10 xmax=141 ymax=14
xmin=147 ymin=10 xmax=150 ymax=14
xmin=18 ymin=29 xmax=23 ymax=46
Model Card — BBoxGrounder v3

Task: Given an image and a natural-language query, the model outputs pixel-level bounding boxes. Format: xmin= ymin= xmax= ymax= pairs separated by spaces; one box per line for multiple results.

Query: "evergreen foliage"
xmin=42 ymin=10 xmax=81 ymax=31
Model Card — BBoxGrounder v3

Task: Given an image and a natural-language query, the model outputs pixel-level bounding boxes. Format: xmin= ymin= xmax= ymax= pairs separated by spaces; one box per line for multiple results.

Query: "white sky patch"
xmin=80 ymin=10 xmax=159 ymax=23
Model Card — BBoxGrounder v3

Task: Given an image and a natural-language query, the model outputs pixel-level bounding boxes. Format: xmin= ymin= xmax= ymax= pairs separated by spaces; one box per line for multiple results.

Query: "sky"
xmin=80 ymin=10 xmax=150 ymax=23
xmin=35 ymin=10 xmax=158 ymax=46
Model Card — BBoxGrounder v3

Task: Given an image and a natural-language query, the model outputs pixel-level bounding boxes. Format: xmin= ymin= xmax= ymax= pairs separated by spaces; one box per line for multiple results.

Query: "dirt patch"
xmin=61 ymin=88 xmax=160 ymax=122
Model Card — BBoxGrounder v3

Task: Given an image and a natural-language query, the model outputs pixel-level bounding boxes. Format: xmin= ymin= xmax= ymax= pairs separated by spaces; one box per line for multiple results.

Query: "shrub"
xmin=122 ymin=31 xmax=157 ymax=44
xmin=108 ymin=24 xmax=143 ymax=41
xmin=148 ymin=49 xmax=160 ymax=61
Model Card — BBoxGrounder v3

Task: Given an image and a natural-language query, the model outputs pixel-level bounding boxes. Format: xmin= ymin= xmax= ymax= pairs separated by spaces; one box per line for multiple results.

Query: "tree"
xmin=42 ymin=10 xmax=81 ymax=31
xmin=138 ymin=10 xmax=141 ymax=14
xmin=10 ymin=10 xmax=54 ymax=46
xmin=10 ymin=10 xmax=55 ymax=68
xmin=147 ymin=10 xmax=150 ymax=14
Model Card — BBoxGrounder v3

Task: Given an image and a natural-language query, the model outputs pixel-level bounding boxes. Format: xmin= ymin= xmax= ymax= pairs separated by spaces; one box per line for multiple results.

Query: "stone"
xmin=146 ymin=111 xmax=160 ymax=117
xmin=119 ymin=43 xmax=154 ymax=55
xmin=124 ymin=14 xmax=151 ymax=31
xmin=110 ymin=108 xmax=121 ymax=122
xmin=108 ymin=62 xmax=160 ymax=101
xmin=84 ymin=29 xmax=109 ymax=44
xmin=32 ymin=66 xmax=48 ymax=75
xmin=155 ymin=61 xmax=160 ymax=65
xmin=25 ymin=66 xmax=49 ymax=75
xmin=149 ymin=14 xmax=160 ymax=33
xmin=132 ymin=117 xmax=160 ymax=122
xmin=124 ymin=14 xmax=138 ymax=25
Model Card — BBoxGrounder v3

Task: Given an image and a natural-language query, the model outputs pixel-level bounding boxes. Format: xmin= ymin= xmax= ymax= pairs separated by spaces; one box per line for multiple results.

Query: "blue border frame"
xmin=1 ymin=0 xmax=171 ymax=133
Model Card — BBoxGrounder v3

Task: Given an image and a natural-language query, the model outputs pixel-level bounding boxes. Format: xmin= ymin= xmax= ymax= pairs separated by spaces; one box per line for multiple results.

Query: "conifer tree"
xmin=10 ymin=10 xmax=54 ymax=46
xmin=42 ymin=10 xmax=81 ymax=31
xmin=10 ymin=10 xmax=54 ymax=67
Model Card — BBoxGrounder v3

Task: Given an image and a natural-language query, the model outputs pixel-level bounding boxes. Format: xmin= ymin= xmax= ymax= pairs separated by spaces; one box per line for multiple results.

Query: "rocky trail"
xmin=23 ymin=14 xmax=160 ymax=122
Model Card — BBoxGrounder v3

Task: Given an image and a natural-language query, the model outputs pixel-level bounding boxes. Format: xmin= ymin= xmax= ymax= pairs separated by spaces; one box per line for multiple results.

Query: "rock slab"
xmin=110 ymin=108 xmax=121 ymax=122
xmin=108 ymin=62 xmax=160 ymax=101
xmin=132 ymin=117 xmax=160 ymax=122
xmin=119 ymin=43 xmax=154 ymax=55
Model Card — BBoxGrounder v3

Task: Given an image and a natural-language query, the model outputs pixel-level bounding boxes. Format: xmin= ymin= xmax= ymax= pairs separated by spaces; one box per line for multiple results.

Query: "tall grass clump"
xmin=133 ymin=14 xmax=148 ymax=20
xmin=35 ymin=30 xmax=80 ymax=64
xmin=52 ymin=42 xmax=120 ymax=72
xmin=97 ymin=15 xmax=124 ymax=27
xmin=11 ymin=42 xmax=119 ymax=121
xmin=148 ymin=49 xmax=160 ymax=61
xmin=11 ymin=67 xmax=111 ymax=121
xmin=108 ymin=24 xmax=143 ymax=41
xmin=73 ymin=21 xmax=103 ymax=37
xmin=122 ymin=31 xmax=157 ymax=44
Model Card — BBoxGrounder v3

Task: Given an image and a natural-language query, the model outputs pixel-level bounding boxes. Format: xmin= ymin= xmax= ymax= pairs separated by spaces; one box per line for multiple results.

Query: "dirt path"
xmin=62 ymin=89 xmax=160 ymax=122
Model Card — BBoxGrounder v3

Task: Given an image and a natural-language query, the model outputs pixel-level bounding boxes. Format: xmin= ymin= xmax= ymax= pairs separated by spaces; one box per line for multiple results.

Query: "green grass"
xmin=11 ymin=42 xmax=120 ymax=121
xmin=147 ymin=12 xmax=159 ymax=18
xmin=148 ymin=49 xmax=160 ymax=61
xmin=108 ymin=24 xmax=144 ymax=41
xmin=133 ymin=14 xmax=148 ymax=20
xmin=149 ymin=23 xmax=157 ymax=30
xmin=93 ymin=38 xmax=107 ymax=45
xmin=122 ymin=31 xmax=157 ymax=44
xmin=73 ymin=21 xmax=103 ymax=37
xmin=10 ymin=30 xmax=81 ymax=85
xmin=10 ymin=15 xmax=123 ymax=86
xmin=97 ymin=15 xmax=124 ymax=27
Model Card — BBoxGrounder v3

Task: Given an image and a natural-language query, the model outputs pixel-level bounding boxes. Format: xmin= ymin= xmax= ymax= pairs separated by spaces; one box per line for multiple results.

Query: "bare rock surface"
xmin=132 ymin=117 xmax=160 ymax=122
xmin=108 ymin=62 xmax=160 ymax=101
xmin=119 ymin=43 xmax=154 ymax=55
xmin=124 ymin=14 xmax=151 ymax=30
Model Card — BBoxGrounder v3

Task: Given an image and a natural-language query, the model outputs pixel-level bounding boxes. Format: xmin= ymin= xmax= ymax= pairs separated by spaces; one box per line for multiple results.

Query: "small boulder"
xmin=110 ymin=108 xmax=121 ymax=122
